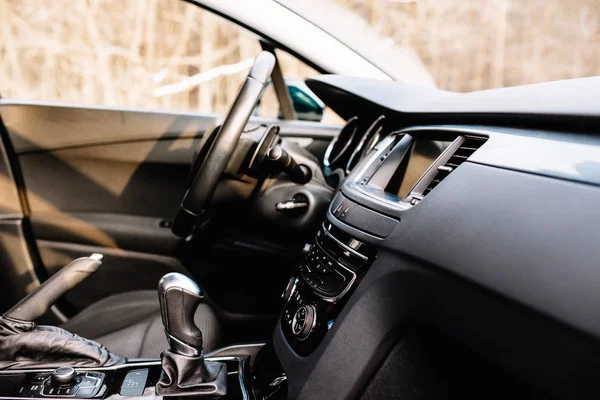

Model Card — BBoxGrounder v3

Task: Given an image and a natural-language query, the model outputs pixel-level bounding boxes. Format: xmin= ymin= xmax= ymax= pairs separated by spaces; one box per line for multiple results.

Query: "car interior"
xmin=1 ymin=4 xmax=600 ymax=400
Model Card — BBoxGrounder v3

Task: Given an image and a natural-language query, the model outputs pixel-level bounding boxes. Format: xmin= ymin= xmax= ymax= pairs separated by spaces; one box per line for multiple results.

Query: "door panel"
xmin=0 ymin=221 xmax=40 ymax=310
xmin=0 ymin=102 xmax=339 ymax=316
xmin=32 ymin=213 xmax=179 ymax=256
xmin=20 ymin=139 xmax=197 ymax=219
xmin=37 ymin=239 xmax=190 ymax=311
xmin=0 ymin=131 xmax=22 ymax=218
xmin=1 ymin=102 xmax=215 ymax=153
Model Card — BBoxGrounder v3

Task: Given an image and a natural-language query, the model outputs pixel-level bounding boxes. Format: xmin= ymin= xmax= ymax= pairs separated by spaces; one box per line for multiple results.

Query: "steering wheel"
xmin=172 ymin=51 xmax=276 ymax=237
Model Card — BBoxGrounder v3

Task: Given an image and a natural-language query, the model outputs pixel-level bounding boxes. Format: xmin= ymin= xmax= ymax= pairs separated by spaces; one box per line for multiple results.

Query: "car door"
xmin=0 ymin=0 xmax=341 ymax=326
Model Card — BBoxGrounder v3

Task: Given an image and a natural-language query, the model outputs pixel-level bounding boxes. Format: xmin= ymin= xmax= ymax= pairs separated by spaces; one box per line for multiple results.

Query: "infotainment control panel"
xmin=281 ymin=221 xmax=376 ymax=356
xmin=299 ymin=244 xmax=356 ymax=301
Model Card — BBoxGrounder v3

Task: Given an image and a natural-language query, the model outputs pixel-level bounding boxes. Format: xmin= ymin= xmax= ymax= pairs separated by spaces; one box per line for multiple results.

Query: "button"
xmin=32 ymin=374 xmax=49 ymax=383
xmin=28 ymin=384 xmax=41 ymax=393
xmin=334 ymin=203 xmax=344 ymax=215
xmin=43 ymin=386 xmax=56 ymax=396
xmin=299 ymin=271 xmax=310 ymax=284
xmin=318 ymin=271 xmax=347 ymax=294
xmin=77 ymin=387 xmax=96 ymax=398
xmin=304 ymin=276 xmax=322 ymax=290
xmin=79 ymin=376 xmax=99 ymax=388
xmin=315 ymin=264 xmax=332 ymax=275
xmin=120 ymin=369 xmax=149 ymax=397
xmin=333 ymin=201 xmax=356 ymax=220
xmin=339 ymin=204 xmax=355 ymax=219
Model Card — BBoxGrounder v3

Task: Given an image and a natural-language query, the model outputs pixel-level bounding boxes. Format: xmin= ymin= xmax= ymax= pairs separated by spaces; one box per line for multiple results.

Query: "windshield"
xmin=278 ymin=0 xmax=600 ymax=92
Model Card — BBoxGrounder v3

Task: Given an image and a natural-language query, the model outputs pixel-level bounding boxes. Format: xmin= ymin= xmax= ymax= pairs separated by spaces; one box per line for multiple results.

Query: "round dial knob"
xmin=51 ymin=367 xmax=77 ymax=387
xmin=292 ymin=305 xmax=316 ymax=340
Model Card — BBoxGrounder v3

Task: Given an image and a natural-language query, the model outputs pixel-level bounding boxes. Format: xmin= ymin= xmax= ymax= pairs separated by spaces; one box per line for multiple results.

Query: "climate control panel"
xmin=300 ymin=245 xmax=355 ymax=301
xmin=281 ymin=221 xmax=375 ymax=356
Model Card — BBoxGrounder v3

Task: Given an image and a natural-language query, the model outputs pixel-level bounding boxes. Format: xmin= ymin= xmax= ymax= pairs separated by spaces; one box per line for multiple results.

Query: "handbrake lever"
xmin=5 ymin=254 xmax=103 ymax=321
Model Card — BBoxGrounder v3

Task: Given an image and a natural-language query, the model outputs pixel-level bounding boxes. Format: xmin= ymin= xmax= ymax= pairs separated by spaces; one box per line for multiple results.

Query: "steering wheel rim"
xmin=172 ymin=51 xmax=276 ymax=237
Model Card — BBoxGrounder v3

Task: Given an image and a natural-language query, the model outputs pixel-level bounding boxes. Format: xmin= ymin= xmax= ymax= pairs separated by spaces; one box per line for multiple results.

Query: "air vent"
xmin=422 ymin=136 xmax=487 ymax=197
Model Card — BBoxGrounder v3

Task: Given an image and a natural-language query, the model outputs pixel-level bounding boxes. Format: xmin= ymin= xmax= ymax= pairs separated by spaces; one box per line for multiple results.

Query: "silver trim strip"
xmin=344 ymin=129 xmax=486 ymax=213
xmin=204 ymin=342 xmax=266 ymax=359
xmin=209 ymin=357 xmax=250 ymax=400
xmin=324 ymin=117 xmax=358 ymax=168
xmin=346 ymin=115 xmax=385 ymax=174
xmin=404 ymin=135 xmax=465 ymax=200
xmin=344 ymin=133 xmax=413 ymax=213
xmin=321 ymin=223 xmax=368 ymax=261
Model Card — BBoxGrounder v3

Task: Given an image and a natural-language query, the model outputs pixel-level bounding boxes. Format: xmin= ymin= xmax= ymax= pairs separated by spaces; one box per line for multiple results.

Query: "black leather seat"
xmin=61 ymin=291 xmax=221 ymax=359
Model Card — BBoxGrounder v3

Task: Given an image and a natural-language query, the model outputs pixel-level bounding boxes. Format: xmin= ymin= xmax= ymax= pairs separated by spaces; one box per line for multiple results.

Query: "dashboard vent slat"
xmin=422 ymin=136 xmax=487 ymax=197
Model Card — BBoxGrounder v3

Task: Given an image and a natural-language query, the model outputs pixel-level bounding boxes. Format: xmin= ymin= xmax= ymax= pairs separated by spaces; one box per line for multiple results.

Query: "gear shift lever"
xmin=158 ymin=272 xmax=204 ymax=357
xmin=156 ymin=273 xmax=227 ymax=398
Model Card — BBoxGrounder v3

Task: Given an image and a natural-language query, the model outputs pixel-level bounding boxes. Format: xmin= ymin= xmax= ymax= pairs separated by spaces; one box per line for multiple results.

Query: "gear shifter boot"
xmin=156 ymin=350 xmax=227 ymax=397
xmin=155 ymin=273 xmax=227 ymax=398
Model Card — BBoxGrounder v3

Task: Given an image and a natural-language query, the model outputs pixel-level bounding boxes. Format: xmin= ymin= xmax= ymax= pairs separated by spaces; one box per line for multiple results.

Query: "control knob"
xmin=51 ymin=367 xmax=78 ymax=387
xmin=291 ymin=305 xmax=316 ymax=340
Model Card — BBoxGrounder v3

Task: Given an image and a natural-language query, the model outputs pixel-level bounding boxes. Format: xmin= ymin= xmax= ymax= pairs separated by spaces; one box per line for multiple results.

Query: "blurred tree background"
xmin=0 ymin=0 xmax=598 ymax=115
xmin=338 ymin=0 xmax=600 ymax=91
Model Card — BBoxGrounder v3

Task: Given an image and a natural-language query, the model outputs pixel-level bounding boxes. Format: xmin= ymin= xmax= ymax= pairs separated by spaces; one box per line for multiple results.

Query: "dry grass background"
xmin=1 ymin=0 xmax=599 ymax=116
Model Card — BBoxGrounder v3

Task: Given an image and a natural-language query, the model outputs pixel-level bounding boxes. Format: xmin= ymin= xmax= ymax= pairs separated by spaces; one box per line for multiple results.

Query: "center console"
xmin=0 ymin=356 xmax=251 ymax=400
xmin=0 ymin=254 xmax=261 ymax=400
xmin=280 ymin=221 xmax=376 ymax=356
xmin=0 ymin=220 xmax=376 ymax=400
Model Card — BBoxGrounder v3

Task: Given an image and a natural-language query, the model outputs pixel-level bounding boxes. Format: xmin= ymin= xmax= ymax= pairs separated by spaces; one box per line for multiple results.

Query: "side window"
xmin=1 ymin=0 xmax=340 ymax=123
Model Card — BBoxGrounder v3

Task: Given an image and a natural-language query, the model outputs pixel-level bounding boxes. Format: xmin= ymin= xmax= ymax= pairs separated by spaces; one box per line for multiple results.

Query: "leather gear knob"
xmin=158 ymin=273 xmax=205 ymax=356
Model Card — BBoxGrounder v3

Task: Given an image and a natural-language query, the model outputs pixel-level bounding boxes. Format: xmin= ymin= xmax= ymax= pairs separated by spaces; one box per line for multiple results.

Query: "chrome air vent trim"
xmin=341 ymin=125 xmax=493 ymax=216
xmin=421 ymin=136 xmax=487 ymax=197
xmin=345 ymin=115 xmax=385 ymax=174
xmin=324 ymin=116 xmax=359 ymax=171
xmin=403 ymin=132 xmax=488 ymax=204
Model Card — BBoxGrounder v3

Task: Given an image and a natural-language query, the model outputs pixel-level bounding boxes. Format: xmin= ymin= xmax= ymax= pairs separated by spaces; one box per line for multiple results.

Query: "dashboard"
xmin=272 ymin=75 xmax=600 ymax=399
